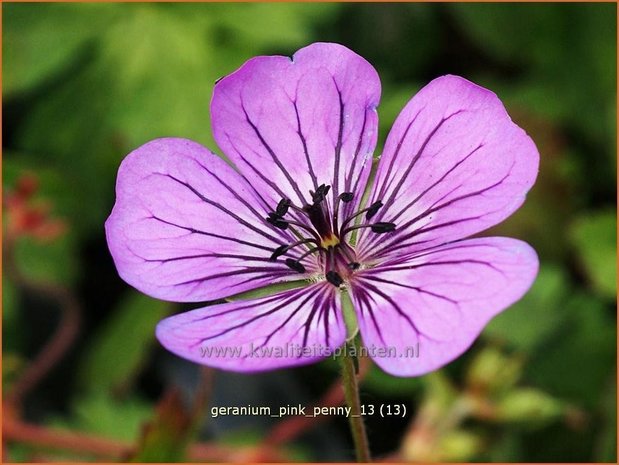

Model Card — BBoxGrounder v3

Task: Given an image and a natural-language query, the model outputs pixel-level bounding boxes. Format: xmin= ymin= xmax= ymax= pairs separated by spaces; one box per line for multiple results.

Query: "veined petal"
xmin=349 ymin=237 xmax=538 ymax=377
xmin=156 ymin=282 xmax=345 ymax=372
xmin=105 ymin=138 xmax=316 ymax=303
xmin=357 ymin=75 xmax=539 ymax=261
xmin=211 ymin=42 xmax=380 ymax=222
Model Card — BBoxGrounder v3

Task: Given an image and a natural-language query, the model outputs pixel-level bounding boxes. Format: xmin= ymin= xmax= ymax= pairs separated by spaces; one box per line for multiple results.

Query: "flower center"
xmin=265 ymin=184 xmax=396 ymax=287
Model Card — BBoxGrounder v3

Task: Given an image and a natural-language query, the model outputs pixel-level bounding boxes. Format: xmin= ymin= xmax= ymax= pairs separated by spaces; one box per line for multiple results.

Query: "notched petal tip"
xmin=210 ymin=42 xmax=381 ymax=211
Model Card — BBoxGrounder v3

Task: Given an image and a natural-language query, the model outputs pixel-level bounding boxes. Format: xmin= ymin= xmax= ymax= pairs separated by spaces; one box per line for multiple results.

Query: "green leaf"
xmin=3 ymin=3 xmax=118 ymax=95
xmin=77 ymin=291 xmax=170 ymax=394
xmin=450 ymin=3 xmax=616 ymax=151
xmin=13 ymin=234 xmax=77 ymax=286
xmin=49 ymin=393 xmax=152 ymax=441
xmin=494 ymin=388 xmax=564 ymax=426
xmin=363 ymin=363 xmax=422 ymax=396
xmin=525 ymin=291 xmax=615 ymax=408
xmin=15 ymin=6 xmax=218 ymax=236
xmin=569 ymin=209 xmax=617 ymax=299
xmin=11 ymin=4 xmax=342 ymax=238
xmin=206 ymin=3 xmax=341 ymax=49
xmin=595 ymin=376 xmax=617 ymax=462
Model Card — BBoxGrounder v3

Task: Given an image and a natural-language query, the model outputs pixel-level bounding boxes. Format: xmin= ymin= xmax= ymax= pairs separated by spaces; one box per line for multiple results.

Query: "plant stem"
xmin=340 ymin=340 xmax=371 ymax=462
xmin=3 ymin=237 xmax=81 ymax=411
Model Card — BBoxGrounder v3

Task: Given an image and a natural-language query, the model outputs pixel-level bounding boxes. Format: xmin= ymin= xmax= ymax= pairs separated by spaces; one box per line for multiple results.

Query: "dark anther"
xmin=370 ymin=222 xmax=396 ymax=234
xmin=285 ymin=258 xmax=306 ymax=273
xmin=348 ymin=262 xmax=361 ymax=270
xmin=269 ymin=245 xmax=288 ymax=261
xmin=326 ymin=270 xmax=344 ymax=287
xmin=366 ymin=201 xmax=383 ymax=219
xmin=339 ymin=192 xmax=354 ymax=203
xmin=276 ymin=198 xmax=291 ymax=216
xmin=266 ymin=215 xmax=289 ymax=230
xmin=311 ymin=184 xmax=331 ymax=204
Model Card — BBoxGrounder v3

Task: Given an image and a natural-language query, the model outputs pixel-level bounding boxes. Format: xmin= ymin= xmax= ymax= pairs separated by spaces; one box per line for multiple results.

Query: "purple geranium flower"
xmin=105 ymin=43 xmax=539 ymax=376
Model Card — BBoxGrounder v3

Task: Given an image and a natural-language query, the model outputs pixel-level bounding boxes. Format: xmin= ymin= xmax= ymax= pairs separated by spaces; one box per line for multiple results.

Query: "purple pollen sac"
xmin=106 ymin=42 xmax=539 ymax=377
xmin=266 ymin=215 xmax=289 ymax=230
xmin=285 ymin=258 xmax=306 ymax=273
xmin=311 ymin=184 xmax=331 ymax=204
xmin=263 ymin=183 xmax=397 ymax=285
xmin=326 ymin=270 xmax=344 ymax=287
xmin=370 ymin=222 xmax=396 ymax=234
xmin=269 ymin=245 xmax=288 ymax=261
xmin=339 ymin=192 xmax=354 ymax=203
xmin=275 ymin=198 xmax=291 ymax=216
xmin=365 ymin=201 xmax=383 ymax=219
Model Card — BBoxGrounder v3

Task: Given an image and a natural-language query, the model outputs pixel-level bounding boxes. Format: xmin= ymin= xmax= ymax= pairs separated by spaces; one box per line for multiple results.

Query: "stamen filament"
xmin=264 ymin=187 xmax=386 ymax=282
xmin=339 ymin=200 xmax=384 ymax=234
xmin=296 ymin=246 xmax=326 ymax=262
xmin=269 ymin=238 xmax=317 ymax=261
xmin=337 ymin=243 xmax=360 ymax=269
xmin=341 ymin=222 xmax=396 ymax=236
xmin=285 ymin=220 xmax=323 ymax=243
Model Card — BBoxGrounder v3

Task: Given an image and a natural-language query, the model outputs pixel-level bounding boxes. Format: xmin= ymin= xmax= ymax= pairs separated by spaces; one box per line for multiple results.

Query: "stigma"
xmin=321 ymin=234 xmax=340 ymax=248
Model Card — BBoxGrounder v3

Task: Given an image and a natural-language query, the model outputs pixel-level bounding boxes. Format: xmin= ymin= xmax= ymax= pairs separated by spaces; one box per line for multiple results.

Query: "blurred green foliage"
xmin=76 ymin=292 xmax=171 ymax=395
xmin=3 ymin=3 xmax=616 ymax=462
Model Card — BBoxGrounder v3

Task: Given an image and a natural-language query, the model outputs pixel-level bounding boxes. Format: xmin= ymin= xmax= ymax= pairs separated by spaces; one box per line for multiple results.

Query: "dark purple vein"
xmin=241 ymin=103 xmax=307 ymax=204
xmin=172 ymin=266 xmax=293 ymax=287
xmin=352 ymin=285 xmax=386 ymax=345
xmin=331 ymin=81 xmax=345 ymax=230
xmin=360 ymin=143 xmax=484 ymax=252
xmin=367 ymin=215 xmax=485 ymax=258
xmin=149 ymin=215 xmax=275 ymax=252
xmin=357 ymin=279 xmax=438 ymax=342
xmin=378 ymin=110 xmax=465 ymax=218
xmin=366 ymin=170 xmax=512 ymax=258
xmin=373 ymin=107 xmax=423 ymax=202
xmin=160 ymin=173 xmax=282 ymax=243
xmin=359 ymin=274 xmax=458 ymax=304
xmin=194 ymin=159 xmax=293 ymax=242
xmin=196 ymin=285 xmax=323 ymax=346
xmin=370 ymin=258 xmax=506 ymax=275
xmin=292 ymin=98 xmax=319 ymax=190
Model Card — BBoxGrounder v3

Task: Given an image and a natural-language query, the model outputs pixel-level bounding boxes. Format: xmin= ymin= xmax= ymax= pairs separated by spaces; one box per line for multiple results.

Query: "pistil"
xmin=264 ymin=185 xmax=396 ymax=286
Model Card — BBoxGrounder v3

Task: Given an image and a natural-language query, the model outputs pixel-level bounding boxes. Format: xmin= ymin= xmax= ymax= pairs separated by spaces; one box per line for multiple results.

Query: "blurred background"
xmin=2 ymin=3 xmax=616 ymax=462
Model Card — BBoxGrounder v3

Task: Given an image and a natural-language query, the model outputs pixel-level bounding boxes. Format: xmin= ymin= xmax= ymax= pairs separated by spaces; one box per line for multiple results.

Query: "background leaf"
xmin=569 ymin=209 xmax=617 ymax=299
xmin=77 ymin=292 xmax=171 ymax=395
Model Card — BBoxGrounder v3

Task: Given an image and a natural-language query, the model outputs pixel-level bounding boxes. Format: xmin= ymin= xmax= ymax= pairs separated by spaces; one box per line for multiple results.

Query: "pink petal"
xmin=156 ymin=283 xmax=345 ymax=372
xmin=105 ymin=138 xmax=315 ymax=303
xmin=211 ymin=42 xmax=380 ymax=221
xmin=356 ymin=75 xmax=539 ymax=261
xmin=349 ymin=237 xmax=538 ymax=376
